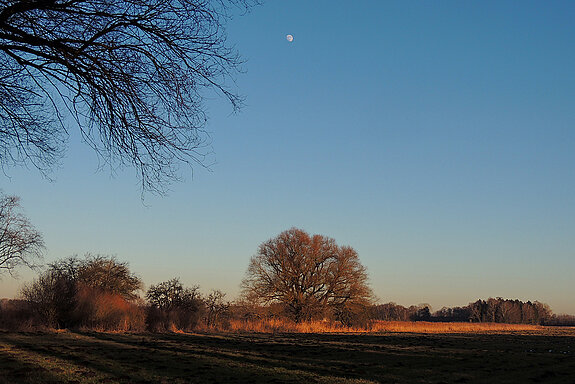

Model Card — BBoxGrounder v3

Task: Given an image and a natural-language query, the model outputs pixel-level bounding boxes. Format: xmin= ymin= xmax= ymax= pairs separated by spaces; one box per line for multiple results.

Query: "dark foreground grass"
xmin=0 ymin=328 xmax=574 ymax=383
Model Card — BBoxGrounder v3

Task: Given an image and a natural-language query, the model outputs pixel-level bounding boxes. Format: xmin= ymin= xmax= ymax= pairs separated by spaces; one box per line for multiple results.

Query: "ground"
xmin=0 ymin=329 xmax=574 ymax=383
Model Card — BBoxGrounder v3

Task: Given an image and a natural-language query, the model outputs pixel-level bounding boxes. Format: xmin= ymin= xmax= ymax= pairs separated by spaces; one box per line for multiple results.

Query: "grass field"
xmin=224 ymin=319 xmax=546 ymax=334
xmin=1 ymin=327 xmax=574 ymax=383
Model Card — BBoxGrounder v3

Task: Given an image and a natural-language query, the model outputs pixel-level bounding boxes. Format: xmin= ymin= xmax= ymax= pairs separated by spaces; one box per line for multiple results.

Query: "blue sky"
xmin=2 ymin=1 xmax=575 ymax=314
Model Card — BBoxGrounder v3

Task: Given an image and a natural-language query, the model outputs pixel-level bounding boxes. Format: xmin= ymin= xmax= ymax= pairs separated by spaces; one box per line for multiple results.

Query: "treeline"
xmin=0 ymin=254 xmax=568 ymax=332
xmin=0 ymin=255 xmax=232 ymax=332
xmin=373 ymin=298 xmax=555 ymax=325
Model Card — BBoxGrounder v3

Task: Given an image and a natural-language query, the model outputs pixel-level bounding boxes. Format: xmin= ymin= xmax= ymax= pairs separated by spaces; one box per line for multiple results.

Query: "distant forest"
xmin=373 ymin=299 xmax=569 ymax=325
xmin=3 ymin=293 xmax=575 ymax=333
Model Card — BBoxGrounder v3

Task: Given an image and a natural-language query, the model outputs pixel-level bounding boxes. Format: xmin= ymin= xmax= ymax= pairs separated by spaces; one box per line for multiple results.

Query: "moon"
xmin=286 ymin=34 xmax=294 ymax=42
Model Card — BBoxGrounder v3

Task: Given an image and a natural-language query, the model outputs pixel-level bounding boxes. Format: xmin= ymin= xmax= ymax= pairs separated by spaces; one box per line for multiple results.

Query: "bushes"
xmin=144 ymin=281 xmax=233 ymax=332
xmin=146 ymin=306 xmax=202 ymax=332
xmin=73 ymin=286 xmax=146 ymax=331
xmin=16 ymin=262 xmax=223 ymax=332
xmin=0 ymin=299 xmax=41 ymax=331
xmin=145 ymin=278 xmax=205 ymax=332
xmin=20 ymin=255 xmax=145 ymax=331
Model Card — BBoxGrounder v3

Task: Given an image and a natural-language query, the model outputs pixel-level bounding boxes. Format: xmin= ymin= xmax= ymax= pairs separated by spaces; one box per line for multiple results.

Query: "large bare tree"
xmin=242 ymin=228 xmax=373 ymax=323
xmin=0 ymin=191 xmax=44 ymax=276
xmin=0 ymin=0 xmax=256 ymax=193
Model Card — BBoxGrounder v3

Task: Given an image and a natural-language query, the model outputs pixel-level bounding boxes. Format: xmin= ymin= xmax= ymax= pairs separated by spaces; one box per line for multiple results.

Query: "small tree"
xmin=71 ymin=255 xmax=144 ymax=330
xmin=21 ymin=271 xmax=62 ymax=327
xmin=75 ymin=255 xmax=142 ymax=300
xmin=147 ymin=278 xmax=201 ymax=312
xmin=242 ymin=228 xmax=373 ymax=323
xmin=205 ymin=289 xmax=230 ymax=328
xmin=146 ymin=278 xmax=202 ymax=331
xmin=0 ymin=192 xmax=44 ymax=276
xmin=22 ymin=254 xmax=142 ymax=329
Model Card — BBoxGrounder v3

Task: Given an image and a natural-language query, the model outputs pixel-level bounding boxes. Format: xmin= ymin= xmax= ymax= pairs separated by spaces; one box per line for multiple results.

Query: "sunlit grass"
xmin=222 ymin=318 xmax=543 ymax=334
xmin=368 ymin=320 xmax=543 ymax=333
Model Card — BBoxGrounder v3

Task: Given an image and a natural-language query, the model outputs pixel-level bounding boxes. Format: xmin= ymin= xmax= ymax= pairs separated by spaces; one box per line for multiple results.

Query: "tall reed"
xmin=215 ymin=319 xmax=542 ymax=334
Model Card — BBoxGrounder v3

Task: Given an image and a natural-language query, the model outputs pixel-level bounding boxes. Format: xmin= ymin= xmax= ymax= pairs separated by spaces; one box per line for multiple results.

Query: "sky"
xmin=1 ymin=1 xmax=575 ymax=314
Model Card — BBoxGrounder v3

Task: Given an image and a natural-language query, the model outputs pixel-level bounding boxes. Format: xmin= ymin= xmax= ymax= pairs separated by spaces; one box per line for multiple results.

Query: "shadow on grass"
xmin=1 ymin=331 xmax=373 ymax=383
xmin=1 ymin=330 xmax=574 ymax=383
xmin=71 ymin=331 xmax=377 ymax=383
xmin=0 ymin=347 xmax=64 ymax=384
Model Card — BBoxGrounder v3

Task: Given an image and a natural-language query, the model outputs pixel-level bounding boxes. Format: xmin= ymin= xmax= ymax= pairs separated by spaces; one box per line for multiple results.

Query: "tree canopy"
xmin=75 ymin=255 xmax=143 ymax=300
xmin=0 ymin=0 xmax=256 ymax=192
xmin=147 ymin=278 xmax=201 ymax=312
xmin=242 ymin=228 xmax=373 ymax=323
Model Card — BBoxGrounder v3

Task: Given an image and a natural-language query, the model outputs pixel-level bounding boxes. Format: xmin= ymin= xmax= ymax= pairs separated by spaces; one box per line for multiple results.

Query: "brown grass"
xmin=221 ymin=319 xmax=543 ymax=334
xmin=368 ymin=320 xmax=543 ymax=333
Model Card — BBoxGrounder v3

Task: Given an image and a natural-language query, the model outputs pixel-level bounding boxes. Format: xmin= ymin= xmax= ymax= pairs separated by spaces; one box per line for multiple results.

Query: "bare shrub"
xmin=22 ymin=254 xmax=143 ymax=330
xmin=21 ymin=269 xmax=74 ymax=328
xmin=0 ymin=298 xmax=40 ymax=330
xmin=205 ymin=290 xmax=230 ymax=328
xmin=73 ymin=286 xmax=145 ymax=332
xmin=146 ymin=278 xmax=203 ymax=332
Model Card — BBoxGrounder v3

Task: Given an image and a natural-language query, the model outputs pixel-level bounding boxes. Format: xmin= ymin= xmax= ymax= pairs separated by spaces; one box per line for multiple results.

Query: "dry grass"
xmin=224 ymin=318 xmax=357 ymax=333
xmin=368 ymin=320 xmax=543 ymax=333
xmin=222 ymin=319 xmax=543 ymax=334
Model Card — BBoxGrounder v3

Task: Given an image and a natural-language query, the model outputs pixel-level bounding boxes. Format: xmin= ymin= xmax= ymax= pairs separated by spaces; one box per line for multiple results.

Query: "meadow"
xmin=1 ymin=324 xmax=574 ymax=383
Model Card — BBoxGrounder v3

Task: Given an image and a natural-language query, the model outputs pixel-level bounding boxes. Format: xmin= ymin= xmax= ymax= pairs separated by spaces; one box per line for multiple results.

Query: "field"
xmin=1 ymin=326 xmax=574 ymax=383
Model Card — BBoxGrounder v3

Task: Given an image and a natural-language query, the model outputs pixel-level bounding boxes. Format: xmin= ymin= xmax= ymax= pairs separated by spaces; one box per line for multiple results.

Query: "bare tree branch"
xmin=0 ymin=191 xmax=44 ymax=276
xmin=0 ymin=0 xmax=258 ymax=193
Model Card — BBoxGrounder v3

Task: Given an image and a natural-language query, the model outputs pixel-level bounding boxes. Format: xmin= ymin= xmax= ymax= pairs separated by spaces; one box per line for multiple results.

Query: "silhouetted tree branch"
xmin=0 ymin=0 xmax=257 ymax=193
xmin=205 ymin=289 xmax=229 ymax=327
xmin=0 ymin=191 xmax=44 ymax=276
xmin=147 ymin=278 xmax=201 ymax=312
